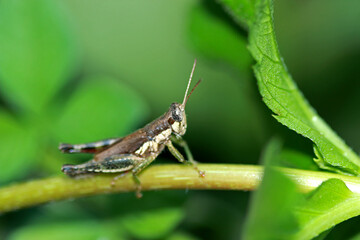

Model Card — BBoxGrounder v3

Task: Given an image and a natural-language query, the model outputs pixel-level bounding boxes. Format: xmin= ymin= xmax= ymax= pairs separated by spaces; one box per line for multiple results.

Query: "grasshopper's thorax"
xmin=168 ymin=103 xmax=187 ymax=136
xmin=133 ymin=103 xmax=186 ymax=157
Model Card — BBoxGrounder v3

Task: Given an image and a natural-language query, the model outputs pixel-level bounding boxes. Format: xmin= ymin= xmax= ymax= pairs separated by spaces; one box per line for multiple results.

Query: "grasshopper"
xmin=59 ymin=60 xmax=204 ymax=197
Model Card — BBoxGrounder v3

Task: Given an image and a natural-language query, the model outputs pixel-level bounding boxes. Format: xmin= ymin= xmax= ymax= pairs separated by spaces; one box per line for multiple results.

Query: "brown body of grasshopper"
xmin=59 ymin=60 xmax=204 ymax=197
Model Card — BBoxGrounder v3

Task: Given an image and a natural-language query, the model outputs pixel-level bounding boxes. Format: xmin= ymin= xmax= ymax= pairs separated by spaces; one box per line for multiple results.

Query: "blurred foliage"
xmin=7 ymin=208 xmax=183 ymax=240
xmin=279 ymin=149 xmax=319 ymax=171
xmin=188 ymin=2 xmax=251 ymax=70
xmin=0 ymin=0 xmax=148 ymax=181
xmin=0 ymin=0 xmax=360 ymax=239
xmin=243 ymin=139 xmax=360 ymax=240
xmin=0 ymin=0 xmax=75 ymax=113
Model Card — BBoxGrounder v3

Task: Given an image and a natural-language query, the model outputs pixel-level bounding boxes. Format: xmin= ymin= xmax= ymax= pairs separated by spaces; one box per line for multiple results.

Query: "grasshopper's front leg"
xmin=170 ymin=135 xmax=196 ymax=163
xmin=166 ymin=137 xmax=205 ymax=177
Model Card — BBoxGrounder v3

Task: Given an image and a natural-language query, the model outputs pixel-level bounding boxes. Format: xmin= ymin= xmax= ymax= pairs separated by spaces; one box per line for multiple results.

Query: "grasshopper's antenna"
xmin=182 ymin=59 xmax=197 ymax=106
xmin=183 ymin=79 xmax=202 ymax=107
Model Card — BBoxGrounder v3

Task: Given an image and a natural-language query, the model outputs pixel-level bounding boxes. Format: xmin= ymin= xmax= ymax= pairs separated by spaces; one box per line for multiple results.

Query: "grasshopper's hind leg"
xmin=62 ymin=160 xmax=99 ymax=177
xmin=62 ymin=154 xmax=147 ymax=197
xmin=62 ymin=154 xmax=140 ymax=177
xmin=167 ymin=137 xmax=205 ymax=177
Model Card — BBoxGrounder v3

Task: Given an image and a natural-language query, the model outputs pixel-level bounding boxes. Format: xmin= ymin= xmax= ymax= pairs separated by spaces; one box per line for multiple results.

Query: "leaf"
xmin=221 ymin=0 xmax=360 ymax=175
xmin=243 ymin=139 xmax=299 ymax=240
xmin=0 ymin=111 xmax=36 ymax=184
xmin=188 ymin=2 xmax=251 ymax=69
xmin=293 ymin=179 xmax=360 ymax=240
xmin=120 ymin=208 xmax=184 ymax=239
xmin=8 ymin=221 xmax=121 ymax=240
xmin=0 ymin=0 xmax=76 ymax=113
xmin=55 ymin=76 xmax=148 ymax=143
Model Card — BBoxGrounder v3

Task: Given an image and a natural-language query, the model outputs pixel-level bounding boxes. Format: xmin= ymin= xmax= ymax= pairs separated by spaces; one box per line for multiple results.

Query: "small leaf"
xmin=293 ymin=179 xmax=360 ymax=240
xmin=243 ymin=139 xmax=360 ymax=239
xmin=8 ymin=222 xmax=121 ymax=240
xmin=120 ymin=208 xmax=184 ymax=239
xmin=313 ymin=145 xmax=344 ymax=174
xmin=55 ymin=76 xmax=148 ymax=143
xmin=0 ymin=0 xmax=76 ymax=113
xmin=0 ymin=110 xmax=36 ymax=184
xmin=188 ymin=2 xmax=251 ymax=69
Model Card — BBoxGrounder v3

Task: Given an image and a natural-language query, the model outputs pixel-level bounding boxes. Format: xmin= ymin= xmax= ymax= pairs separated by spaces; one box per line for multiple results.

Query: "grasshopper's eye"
xmin=170 ymin=103 xmax=183 ymax=122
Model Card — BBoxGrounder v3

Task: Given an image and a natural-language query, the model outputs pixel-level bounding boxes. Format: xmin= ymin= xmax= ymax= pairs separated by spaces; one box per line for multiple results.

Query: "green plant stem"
xmin=1 ymin=163 xmax=360 ymax=213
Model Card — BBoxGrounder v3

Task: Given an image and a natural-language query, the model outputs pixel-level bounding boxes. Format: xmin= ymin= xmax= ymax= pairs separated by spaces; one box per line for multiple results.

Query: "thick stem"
xmin=1 ymin=164 xmax=360 ymax=213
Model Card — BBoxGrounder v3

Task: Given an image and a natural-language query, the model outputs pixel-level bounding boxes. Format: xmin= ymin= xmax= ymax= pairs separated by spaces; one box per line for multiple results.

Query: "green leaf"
xmin=55 ymin=76 xmax=148 ymax=143
xmin=0 ymin=111 xmax=36 ymax=184
xmin=293 ymin=179 xmax=360 ymax=240
xmin=188 ymin=2 xmax=251 ymax=69
xmin=8 ymin=221 xmax=121 ymax=240
xmin=0 ymin=0 xmax=76 ymax=113
xmin=222 ymin=0 xmax=360 ymax=175
xmin=243 ymin=139 xmax=299 ymax=240
xmin=120 ymin=208 xmax=184 ymax=239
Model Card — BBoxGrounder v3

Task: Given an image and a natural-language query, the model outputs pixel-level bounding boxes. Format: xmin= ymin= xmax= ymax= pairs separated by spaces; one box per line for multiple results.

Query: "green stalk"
xmin=1 ymin=163 xmax=360 ymax=213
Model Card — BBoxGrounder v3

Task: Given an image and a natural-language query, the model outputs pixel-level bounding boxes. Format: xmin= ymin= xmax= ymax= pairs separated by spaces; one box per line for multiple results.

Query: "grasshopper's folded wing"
xmin=59 ymin=138 xmax=122 ymax=154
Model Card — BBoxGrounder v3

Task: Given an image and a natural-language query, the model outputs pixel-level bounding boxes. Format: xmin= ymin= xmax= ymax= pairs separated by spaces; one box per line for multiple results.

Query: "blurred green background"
xmin=0 ymin=0 xmax=359 ymax=239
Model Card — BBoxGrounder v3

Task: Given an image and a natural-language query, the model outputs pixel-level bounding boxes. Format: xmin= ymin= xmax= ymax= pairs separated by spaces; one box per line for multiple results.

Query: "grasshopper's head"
xmin=169 ymin=102 xmax=187 ymax=135
xmin=169 ymin=59 xmax=201 ymax=136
